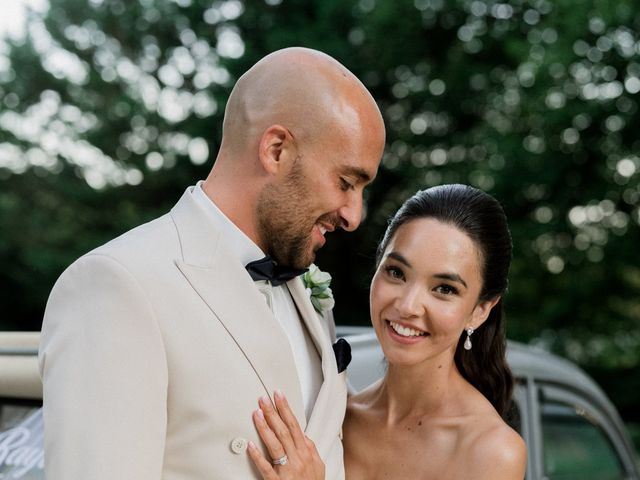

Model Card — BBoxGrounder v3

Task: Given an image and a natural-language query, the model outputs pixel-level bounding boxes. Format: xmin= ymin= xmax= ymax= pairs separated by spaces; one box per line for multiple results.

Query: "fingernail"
xmin=260 ymin=395 xmax=270 ymax=405
xmin=248 ymin=440 xmax=256 ymax=450
xmin=256 ymin=408 xmax=264 ymax=419
xmin=274 ymin=389 xmax=283 ymax=400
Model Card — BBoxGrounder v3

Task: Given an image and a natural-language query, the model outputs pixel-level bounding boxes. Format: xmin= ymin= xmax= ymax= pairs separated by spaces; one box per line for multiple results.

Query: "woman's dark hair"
xmin=376 ymin=184 xmax=514 ymax=418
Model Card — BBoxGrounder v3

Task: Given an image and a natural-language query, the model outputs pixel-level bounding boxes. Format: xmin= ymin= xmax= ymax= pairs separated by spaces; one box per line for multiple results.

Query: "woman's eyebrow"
xmin=433 ymin=273 xmax=467 ymax=288
xmin=386 ymin=251 xmax=412 ymax=268
xmin=385 ymin=253 xmax=468 ymax=288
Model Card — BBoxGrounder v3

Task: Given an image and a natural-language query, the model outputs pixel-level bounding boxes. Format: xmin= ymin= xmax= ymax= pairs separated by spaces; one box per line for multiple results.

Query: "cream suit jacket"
xmin=39 ymin=186 xmax=348 ymax=479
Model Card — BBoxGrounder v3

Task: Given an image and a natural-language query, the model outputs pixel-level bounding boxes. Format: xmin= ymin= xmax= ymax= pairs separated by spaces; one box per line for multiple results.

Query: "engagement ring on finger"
xmin=271 ymin=455 xmax=288 ymax=466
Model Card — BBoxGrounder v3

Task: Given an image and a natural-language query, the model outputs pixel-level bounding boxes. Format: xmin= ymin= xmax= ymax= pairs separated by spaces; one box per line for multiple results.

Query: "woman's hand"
xmin=248 ymin=390 xmax=325 ymax=480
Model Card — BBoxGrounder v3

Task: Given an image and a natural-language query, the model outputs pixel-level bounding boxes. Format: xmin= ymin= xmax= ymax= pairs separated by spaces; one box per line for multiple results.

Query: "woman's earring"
xmin=464 ymin=327 xmax=474 ymax=351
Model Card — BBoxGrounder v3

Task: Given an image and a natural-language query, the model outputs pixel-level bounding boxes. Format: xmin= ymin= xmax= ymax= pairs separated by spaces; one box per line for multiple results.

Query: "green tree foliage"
xmin=0 ymin=0 xmax=639 ymax=415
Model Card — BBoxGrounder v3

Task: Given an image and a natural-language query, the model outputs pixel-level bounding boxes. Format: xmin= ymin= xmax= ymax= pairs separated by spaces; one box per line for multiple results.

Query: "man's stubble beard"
xmin=256 ymin=162 xmax=316 ymax=269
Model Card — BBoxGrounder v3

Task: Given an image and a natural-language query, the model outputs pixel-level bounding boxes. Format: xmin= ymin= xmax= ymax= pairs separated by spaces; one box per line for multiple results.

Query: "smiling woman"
xmin=371 ymin=217 xmax=495 ymax=358
xmin=247 ymin=184 xmax=527 ymax=480
xmin=371 ymin=183 xmax=514 ymax=416
xmin=339 ymin=184 xmax=524 ymax=480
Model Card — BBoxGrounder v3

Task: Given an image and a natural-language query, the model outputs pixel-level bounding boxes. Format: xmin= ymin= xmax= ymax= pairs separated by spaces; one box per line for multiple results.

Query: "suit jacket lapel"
xmin=287 ymin=278 xmax=334 ymax=379
xmin=170 ymin=188 xmax=306 ymax=424
xmin=287 ymin=278 xmax=345 ymax=439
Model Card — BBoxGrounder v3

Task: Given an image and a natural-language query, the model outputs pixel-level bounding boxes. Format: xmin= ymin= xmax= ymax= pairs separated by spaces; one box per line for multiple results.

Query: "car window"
xmin=542 ymin=400 xmax=625 ymax=480
xmin=0 ymin=403 xmax=39 ymax=431
xmin=508 ymin=385 xmax=523 ymax=434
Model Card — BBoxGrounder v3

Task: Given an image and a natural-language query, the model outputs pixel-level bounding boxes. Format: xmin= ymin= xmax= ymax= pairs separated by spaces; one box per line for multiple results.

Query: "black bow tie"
xmin=245 ymin=256 xmax=307 ymax=286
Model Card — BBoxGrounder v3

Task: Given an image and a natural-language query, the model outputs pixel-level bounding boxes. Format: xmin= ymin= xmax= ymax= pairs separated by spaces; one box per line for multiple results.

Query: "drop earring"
xmin=464 ymin=327 xmax=474 ymax=351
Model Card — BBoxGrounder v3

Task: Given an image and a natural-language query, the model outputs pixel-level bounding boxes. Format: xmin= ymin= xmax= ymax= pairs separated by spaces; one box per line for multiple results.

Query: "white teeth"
xmin=389 ymin=321 xmax=426 ymax=337
xmin=319 ymin=226 xmax=327 ymax=235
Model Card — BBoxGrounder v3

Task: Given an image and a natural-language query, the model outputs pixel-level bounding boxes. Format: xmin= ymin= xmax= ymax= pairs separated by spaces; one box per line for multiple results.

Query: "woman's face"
xmin=370 ymin=218 xmax=496 ymax=367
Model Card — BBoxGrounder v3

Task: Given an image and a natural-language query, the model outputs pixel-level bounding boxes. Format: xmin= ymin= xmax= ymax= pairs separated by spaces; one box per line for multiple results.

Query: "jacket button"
xmin=230 ymin=437 xmax=248 ymax=454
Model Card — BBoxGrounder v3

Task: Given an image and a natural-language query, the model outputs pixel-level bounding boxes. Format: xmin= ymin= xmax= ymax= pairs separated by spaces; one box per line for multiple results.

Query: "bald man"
xmin=39 ymin=47 xmax=385 ymax=479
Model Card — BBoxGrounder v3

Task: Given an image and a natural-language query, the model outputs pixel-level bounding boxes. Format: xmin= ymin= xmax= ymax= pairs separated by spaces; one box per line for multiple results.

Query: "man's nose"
xmin=338 ymin=192 xmax=363 ymax=232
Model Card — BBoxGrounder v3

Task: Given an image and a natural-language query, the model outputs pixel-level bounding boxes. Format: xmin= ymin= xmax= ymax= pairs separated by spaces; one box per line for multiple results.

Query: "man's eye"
xmin=340 ymin=178 xmax=354 ymax=191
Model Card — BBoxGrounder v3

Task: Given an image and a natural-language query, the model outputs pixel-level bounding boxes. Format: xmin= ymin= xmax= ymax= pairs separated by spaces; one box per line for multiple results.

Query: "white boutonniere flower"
xmin=302 ymin=264 xmax=335 ymax=313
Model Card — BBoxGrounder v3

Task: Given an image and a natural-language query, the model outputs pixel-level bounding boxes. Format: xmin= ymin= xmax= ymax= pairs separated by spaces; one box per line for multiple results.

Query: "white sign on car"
xmin=0 ymin=408 xmax=44 ymax=479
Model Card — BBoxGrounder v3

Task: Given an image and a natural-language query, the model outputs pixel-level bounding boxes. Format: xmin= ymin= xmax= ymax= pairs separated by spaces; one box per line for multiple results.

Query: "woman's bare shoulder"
xmin=467 ymin=418 xmax=527 ymax=480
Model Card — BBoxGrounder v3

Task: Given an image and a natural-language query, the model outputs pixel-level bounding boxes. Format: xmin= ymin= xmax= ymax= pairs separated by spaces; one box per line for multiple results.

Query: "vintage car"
xmin=0 ymin=328 xmax=638 ymax=479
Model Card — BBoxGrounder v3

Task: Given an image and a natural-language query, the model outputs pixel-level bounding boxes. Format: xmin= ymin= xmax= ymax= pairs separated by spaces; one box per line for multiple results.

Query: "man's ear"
xmin=467 ymin=295 xmax=501 ymax=331
xmin=258 ymin=124 xmax=296 ymax=174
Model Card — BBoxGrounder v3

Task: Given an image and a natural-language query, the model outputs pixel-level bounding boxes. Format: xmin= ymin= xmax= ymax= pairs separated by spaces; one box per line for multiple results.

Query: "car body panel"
xmin=0 ymin=332 xmax=41 ymax=400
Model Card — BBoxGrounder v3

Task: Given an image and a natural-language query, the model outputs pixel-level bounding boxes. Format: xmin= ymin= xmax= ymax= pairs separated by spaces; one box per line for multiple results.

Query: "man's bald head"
xmin=219 ymin=47 xmax=384 ymax=158
xmin=204 ymin=48 xmax=385 ymax=261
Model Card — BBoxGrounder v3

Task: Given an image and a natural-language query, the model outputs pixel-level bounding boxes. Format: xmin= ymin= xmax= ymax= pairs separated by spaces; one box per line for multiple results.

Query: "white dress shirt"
xmin=193 ymin=182 xmax=322 ymax=419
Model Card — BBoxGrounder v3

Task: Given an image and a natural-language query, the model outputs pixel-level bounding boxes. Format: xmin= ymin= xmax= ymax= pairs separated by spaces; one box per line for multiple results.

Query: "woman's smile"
xmin=385 ymin=320 xmax=429 ymax=344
